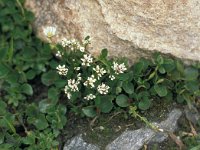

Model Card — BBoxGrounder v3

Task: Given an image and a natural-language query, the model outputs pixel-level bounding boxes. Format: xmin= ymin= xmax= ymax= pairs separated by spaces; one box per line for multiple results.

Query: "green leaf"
xmin=122 ymin=82 xmax=134 ymax=94
xmin=0 ymin=47 xmax=7 ymax=60
xmin=48 ymin=87 xmax=59 ymax=103
xmin=185 ymin=81 xmax=199 ymax=93
xmin=176 ymin=60 xmax=184 ymax=74
xmin=39 ymin=99 xmax=52 ymax=113
xmin=184 ymin=67 xmax=198 ymax=81
xmin=156 ymin=55 xmax=164 ymax=64
xmin=34 ymin=114 xmax=48 ymax=130
xmin=163 ymin=58 xmax=175 ymax=73
xmin=22 ymin=132 xmax=35 ymax=145
xmin=41 ymin=71 xmax=59 ymax=86
xmin=0 ymin=133 xmax=4 ymax=144
xmin=21 ymin=83 xmax=33 ymax=95
xmin=116 ymin=94 xmax=129 ymax=107
xmin=0 ymin=100 xmax=7 ymax=115
xmin=100 ymin=49 xmax=108 ymax=59
xmin=82 ymin=106 xmax=97 ymax=118
xmin=0 ymin=63 xmax=9 ymax=78
xmin=95 ymin=96 xmax=114 ymax=113
xmin=26 ymin=70 xmax=36 ymax=80
xmin=138 ymin=96 xmax=151 ymax=110
xmin=118 ymin=73 xmax=129 ymax=81
xmin=154 ymin=84 xmax=168 ymax=97
xmin=158 ymin=66 xmax=166 ymax=74
xmin=133 ymin=61 xmax=144 ymax=75
xmin=116 ymin=87 xmax=122 ymax=95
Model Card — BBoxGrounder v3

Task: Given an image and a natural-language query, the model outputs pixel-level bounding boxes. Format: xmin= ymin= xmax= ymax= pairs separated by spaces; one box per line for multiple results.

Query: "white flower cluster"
xmin=68 ymin=79 xmax=80 ymax=92
xmin=84 ymin=75 xmax=96 ymax=88
xmin=61 ymin=38 xmax=85 ymax=52
xmin=84 ymin=94 xmax=96 ymax=100
xmin=93 ymin=65 xmax=106 ymax=80
xmin=43 ymin=26 xmax=56 ymax=38
xmin=97 ymin=83 xmax=110 ymax=95
xmin=64 ymin=75 xmax=81 ymax=99
xmin=112 ymin=62 xmax=127 ymax=74
xmin=56 ymin=65 xmax=68 ymax=76
xmin=81 ymin=54 xmax=93 ymax=66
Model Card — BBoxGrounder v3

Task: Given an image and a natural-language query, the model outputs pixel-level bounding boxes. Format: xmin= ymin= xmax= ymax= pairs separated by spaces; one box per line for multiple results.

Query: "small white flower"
xmin=80 ymin=46 xmax=85 ymax=52
xmin=74 ymin=67 xmax=80 ymax=71
xmin=112 ymin=62 xmax=127 ymax=74
xmin=84 ymin=94 xmax=96 ymax=100
xmin=68 ymin=79 xmax=79 ymax=92
xmin=43 ymin=26 xmax=56 ymax=38
xmin=81 ymin=54 xmax=93 ymax=66
xmin=97 ymin=83 xmax=110 ymax=95
xmin=109 ymin=75 xmax=115 ymax=80
xmin=64 ymin=86 xmax=71 ymax=99
xmin=84 ymin=75 xmax=96 ymax=88
xmin=93 ymin=65 xmax=106 ymax=80
xmin=56 ymin=65 xmax=68 ymax=76
xmin=77 ymin=73 xmax=82 ymax=81
xmin=55 ymin=51 xmax=63 ymax=58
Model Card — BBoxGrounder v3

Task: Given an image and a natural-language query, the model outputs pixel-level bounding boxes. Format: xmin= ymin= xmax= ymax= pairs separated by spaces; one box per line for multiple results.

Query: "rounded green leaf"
xmin=123 ymin=82 xmax=134 ymax=94
xmin=156 ymin=55 xmax=164 ymax=64
xmin=48 ymin=87 xmax=59 ymax=103
xmin=138 ymin=97 xmax=151 ymax=110
xmin=21 ymin=83 xmax=33 ymax=95
xmin=154 ymin=84 xmax=168 ymax=97
xmin=34 ymin=114 xmax=48 ymax=130
xmin=116 ymin=94 xmax=129 ymax=107
xmin=95 ymin=96 xmax=114 ymax=113
xmin=158 ymin=66 xmax=166 ymax=74
xmin=26 ymin=70 xmax=36 ymax=80
xmin=184 ymin=67 xmax=198 ymax=81
xmin=82 ymin=106 xmax=97 ymax=118
xmin=41 ymin=71 xmax=59 ymax=86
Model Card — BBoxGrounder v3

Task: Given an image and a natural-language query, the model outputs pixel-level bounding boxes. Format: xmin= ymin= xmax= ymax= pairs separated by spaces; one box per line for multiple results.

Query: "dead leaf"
xmin=169 ymin=132 xmax=185 ymax=150
xmin=189 ymin=121 xmax=198 ymax=136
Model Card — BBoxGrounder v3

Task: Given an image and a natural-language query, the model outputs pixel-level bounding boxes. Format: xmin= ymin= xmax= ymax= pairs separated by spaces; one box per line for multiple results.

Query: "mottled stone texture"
xmin=25 ymin=0 xmax=200 ymax=62
xmin=106 ymin=109 xmax=182 ymax=150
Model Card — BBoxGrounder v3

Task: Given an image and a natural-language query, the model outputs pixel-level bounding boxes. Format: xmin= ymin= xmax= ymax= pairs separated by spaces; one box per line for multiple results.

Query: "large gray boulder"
xmin=25 ymin=0 xmax=200 ymax=63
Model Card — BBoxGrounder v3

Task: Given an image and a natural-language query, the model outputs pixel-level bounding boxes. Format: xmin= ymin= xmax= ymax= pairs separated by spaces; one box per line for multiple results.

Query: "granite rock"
xmin=25 ymin=0 xmax=200 ymax=63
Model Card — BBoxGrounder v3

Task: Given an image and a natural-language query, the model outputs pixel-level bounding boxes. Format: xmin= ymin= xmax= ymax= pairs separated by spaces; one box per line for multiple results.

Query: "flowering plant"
xmin=43 ymin=26 xmax=134 ymax=117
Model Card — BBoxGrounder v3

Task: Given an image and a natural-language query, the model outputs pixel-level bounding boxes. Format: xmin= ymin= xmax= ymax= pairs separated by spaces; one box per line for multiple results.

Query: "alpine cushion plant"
xmin=43 ymin=26 xmax=132 ymax=117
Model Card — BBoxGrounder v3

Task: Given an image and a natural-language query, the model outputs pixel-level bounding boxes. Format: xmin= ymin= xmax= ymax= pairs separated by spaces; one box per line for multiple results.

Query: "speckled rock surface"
xmin=25 ymin=0 xmax=200 ymax=63
xmin=63 ymin=134 xmax=100 ymax=150
xmin=106 ymin=109 xmax=182 ymax=150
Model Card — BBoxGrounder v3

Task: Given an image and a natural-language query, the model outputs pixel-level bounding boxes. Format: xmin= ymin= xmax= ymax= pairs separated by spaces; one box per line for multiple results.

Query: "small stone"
xmin=99 ymin=126 xmax=105 ymax=130
xmin=106 ymin=129 xmax=155 ymax=150
xmin=63 ymin=134 xmax=100 ymax=150
xmin=106 ymin=108 xmax=182 ymax=150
